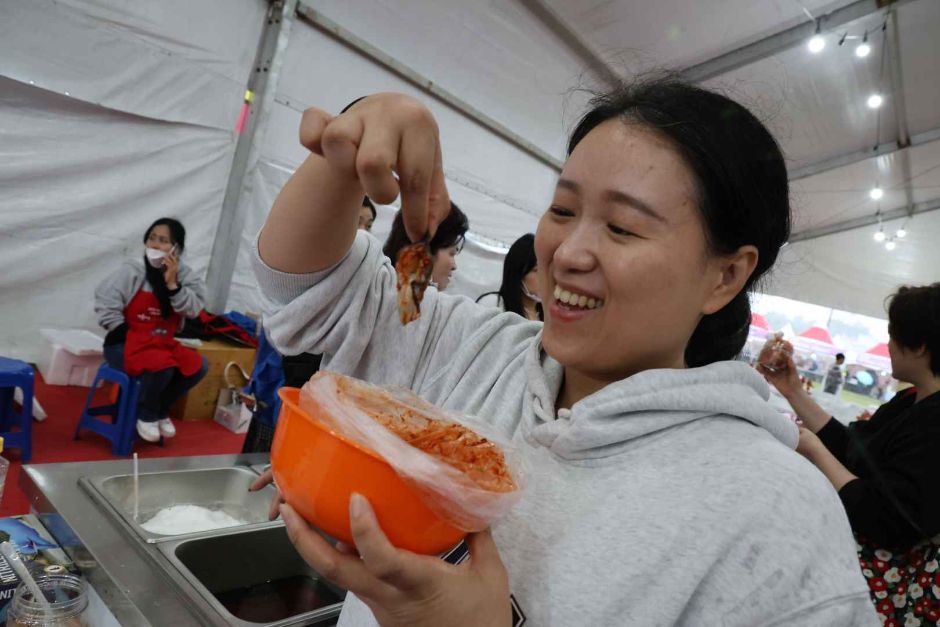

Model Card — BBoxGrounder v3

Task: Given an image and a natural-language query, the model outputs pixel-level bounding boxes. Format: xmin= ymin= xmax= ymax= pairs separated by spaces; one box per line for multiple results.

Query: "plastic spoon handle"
xmin=0 ymin=541 xmax=51 ymax=609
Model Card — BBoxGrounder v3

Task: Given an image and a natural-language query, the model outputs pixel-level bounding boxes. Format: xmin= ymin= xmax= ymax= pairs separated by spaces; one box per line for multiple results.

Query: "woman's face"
xmin=535 ymin=120 xmax=744 ymax=382
xmin=431 ymin=245 xmax=459 ymax=291
xmin=146 ymin=225 xmax=175 ymax=253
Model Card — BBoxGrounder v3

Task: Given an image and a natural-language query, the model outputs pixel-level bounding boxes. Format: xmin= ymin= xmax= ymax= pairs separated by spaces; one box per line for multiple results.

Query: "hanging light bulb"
xmin=874 ymin=229 xmax=886 ymax=242
xmin=885 ymin=240 xmax=897 ymax=251
xmin=808 ymin=35 xmax=826 ymax=53
xmin=896 ymin=227 xmax=907 ymax=238
xmin=867 ymin=93 xmax=884 ymax=109
xmin=856 ymin=32 xmax=871 ymax=58
xmin=870 ymin=186 xmax=884 ymax=200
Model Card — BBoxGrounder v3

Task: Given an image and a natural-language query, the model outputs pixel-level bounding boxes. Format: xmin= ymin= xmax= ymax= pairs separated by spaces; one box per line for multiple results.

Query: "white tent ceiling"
xmin=542 ymin=0 xmax=854 ymax=69
xmin=304 ymin=0 xmax=940 ymax=317
xmin=1 ymin=0 xmax=937 ymax=359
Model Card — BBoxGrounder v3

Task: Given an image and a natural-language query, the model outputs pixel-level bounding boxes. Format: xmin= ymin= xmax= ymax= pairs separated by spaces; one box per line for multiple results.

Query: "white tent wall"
xmin=0 ymin=0 xmax=266 ymax=361
xmin=225 ymin=5 xmax=594 ymax=314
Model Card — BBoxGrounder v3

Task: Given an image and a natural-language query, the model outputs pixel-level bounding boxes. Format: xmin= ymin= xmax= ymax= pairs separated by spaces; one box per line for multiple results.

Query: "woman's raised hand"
xmin=162 ymin=250 xmax=179 ymax=289
xmin=298 ymin=94 xmax=451 ymax=242
xmin=758 ymin=354 xmax=802 ymax=400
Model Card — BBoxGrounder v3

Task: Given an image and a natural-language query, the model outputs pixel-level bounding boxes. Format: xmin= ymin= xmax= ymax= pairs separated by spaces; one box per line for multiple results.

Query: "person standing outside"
xmin=824 ymin=353 xmax=846 ymax=395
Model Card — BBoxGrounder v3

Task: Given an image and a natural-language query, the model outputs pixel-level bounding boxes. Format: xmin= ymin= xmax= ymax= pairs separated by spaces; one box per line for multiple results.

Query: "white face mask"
xmin=521 ymin=281 xmax=541 ymax=304
xmin=145 ymin=248 xmax=166 ymax=268
xmin=145 ymin=245 xmax=175 ymax=268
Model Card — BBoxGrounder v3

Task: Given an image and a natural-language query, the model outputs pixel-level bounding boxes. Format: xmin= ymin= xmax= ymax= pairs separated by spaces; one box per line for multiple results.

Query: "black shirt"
xmin=817 ymin=388 xmax=940 ymax=551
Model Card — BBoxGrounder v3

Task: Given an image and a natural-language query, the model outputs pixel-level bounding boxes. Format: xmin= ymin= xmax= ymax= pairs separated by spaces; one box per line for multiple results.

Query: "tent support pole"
xmin=789 ymin=196 xmax=940 ymax=243
xmin=205 ymin=0 xmax=297 ymax=313
xmin=788 ymin=126 xmax=940 ymax=181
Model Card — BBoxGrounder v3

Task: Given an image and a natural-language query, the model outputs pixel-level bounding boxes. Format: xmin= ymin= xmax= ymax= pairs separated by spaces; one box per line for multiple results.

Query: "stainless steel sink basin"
xmin=159 ymin=525 xmax=344 ymax=626
xmin=81 ymin=466 xmax=281 ymax=543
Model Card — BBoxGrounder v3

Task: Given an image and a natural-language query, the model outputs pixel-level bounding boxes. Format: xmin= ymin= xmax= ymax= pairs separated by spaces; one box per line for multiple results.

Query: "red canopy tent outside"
xmin=792 ymin=325 xmax=842 ymax=357
xmin=855 ymin=342 xmax=892 ymax=372
xmin=748 ymin=312 xmax=771 ymax=339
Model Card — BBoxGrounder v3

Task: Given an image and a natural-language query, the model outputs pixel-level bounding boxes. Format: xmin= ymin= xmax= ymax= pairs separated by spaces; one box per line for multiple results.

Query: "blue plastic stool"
xmin=74 ymin=364 xmax=142 ymax=456
xmin=0 ymin=357 xmax=34 ymax=462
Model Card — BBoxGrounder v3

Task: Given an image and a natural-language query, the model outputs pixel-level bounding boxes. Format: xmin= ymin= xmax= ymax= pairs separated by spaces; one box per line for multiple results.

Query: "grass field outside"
xmin=806 ymin=381 xmax=886 ymax=410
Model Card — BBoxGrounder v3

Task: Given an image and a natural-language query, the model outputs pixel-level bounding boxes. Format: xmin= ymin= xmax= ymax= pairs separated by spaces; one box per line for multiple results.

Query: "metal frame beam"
xmin=680 ymin=0 xmax=914 ymax=83
xmin=205 ymin=0 xmax=297 ymax=312
xmin=295 ymin=2 xmax=564 ymax=171
xmin=788 ymin=126 xmax=940 ymax=181
xmin=789 ymin=196 xmax=940 ymax=243
xmin=884 ymin=7 xmax=916 ymax=210
xmin=513 ymin=0 xmax=621 ymax=88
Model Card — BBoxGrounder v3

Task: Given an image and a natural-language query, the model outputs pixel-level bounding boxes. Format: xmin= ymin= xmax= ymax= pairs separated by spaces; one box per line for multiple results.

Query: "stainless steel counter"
xmin=21 ymin=453 xmax=272 ymax=627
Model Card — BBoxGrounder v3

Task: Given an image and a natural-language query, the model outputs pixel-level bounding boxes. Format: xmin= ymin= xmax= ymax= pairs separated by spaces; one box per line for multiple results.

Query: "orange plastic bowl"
xmin=271 ymin=387 xmax=466 ymax=555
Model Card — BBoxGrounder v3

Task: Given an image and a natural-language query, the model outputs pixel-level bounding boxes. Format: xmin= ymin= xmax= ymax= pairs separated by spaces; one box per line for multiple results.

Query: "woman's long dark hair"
xmin=499 ymin=234 xmax=539 ymax=318
xmin=143 ymin=218 xmax=186 ymax=319
xmin=568 ymin=75 xmax=790 ymax=367
xmin=383 ymin=202 xmax=468 ymax=263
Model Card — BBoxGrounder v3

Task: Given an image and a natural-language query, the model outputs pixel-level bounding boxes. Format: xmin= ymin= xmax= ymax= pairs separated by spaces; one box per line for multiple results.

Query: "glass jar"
xmin=758 ymin=333 xmax=793 ymax=372
xmin=5 ymin=574 xmax=88 ymax=627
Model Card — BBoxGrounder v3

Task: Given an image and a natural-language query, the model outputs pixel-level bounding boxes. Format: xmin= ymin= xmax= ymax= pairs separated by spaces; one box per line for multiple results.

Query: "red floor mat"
xmin=1 ymin=372 xmax=246 ymax=517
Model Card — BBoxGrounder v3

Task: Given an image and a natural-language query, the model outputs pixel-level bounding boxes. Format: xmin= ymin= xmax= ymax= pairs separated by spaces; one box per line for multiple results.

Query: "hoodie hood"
xmin=525 ymin=335 xmax=798 ymax=460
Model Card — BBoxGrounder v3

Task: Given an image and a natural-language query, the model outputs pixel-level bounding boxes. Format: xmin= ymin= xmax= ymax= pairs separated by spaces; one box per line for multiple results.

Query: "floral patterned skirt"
xmin=858 ymin=536 xmax=940 ymax=626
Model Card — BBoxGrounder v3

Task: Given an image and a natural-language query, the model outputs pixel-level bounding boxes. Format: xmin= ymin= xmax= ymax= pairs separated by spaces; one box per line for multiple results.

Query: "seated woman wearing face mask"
xmin=94 ymin=218 xmax=208 ymax=443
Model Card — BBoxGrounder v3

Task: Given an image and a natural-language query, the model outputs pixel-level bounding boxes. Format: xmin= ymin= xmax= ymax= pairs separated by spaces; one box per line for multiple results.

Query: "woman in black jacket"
xmin=763 ymin=283 xmax=940 ymax=552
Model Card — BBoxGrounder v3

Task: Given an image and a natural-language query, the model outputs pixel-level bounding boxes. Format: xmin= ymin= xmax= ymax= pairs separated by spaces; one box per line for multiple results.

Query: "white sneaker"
xmin=136 ymin=420 xmax=161 ymax=443
xmin=158 ymin=418 xmax=176 ymax=438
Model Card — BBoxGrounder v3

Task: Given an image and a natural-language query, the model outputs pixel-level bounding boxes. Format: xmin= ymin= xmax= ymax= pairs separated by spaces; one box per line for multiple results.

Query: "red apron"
xmin=123 ymin=288 xmax=202 ymax=377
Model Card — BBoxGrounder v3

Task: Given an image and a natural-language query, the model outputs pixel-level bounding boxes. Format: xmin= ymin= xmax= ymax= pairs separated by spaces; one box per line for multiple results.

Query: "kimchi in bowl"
xmin=271 ymin=387 xmax=466 ymax=554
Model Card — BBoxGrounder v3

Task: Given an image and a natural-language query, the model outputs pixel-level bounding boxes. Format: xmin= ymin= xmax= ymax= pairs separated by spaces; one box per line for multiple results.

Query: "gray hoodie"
xmin=94 ymin=258 xmax=204 ymax=332
xmin=256 ymin=231 xmax=878 ymax=626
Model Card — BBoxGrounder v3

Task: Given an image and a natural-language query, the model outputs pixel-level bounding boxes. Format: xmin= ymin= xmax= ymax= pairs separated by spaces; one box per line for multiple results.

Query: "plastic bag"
xmin=299 ymin=371 xmax=525 ymax=532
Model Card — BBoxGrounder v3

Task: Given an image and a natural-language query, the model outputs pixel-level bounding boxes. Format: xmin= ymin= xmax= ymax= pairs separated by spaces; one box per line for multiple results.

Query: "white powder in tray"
xmin=140 ymin=504 xmax=246 ymax=535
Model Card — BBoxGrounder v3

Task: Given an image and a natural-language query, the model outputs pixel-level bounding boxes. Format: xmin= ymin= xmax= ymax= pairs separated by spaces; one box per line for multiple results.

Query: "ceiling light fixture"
xmin=885 ymin=240 xmax=896 ymax=251
xmin=855 ymin=32 xmax=871 ymax=57
xmin=807 ymin=21 xmax=826 ymax=54
xmin=808 ymin=34 xmax=826 ymax=53
xmin=867 ymin=93 xmax=884 ymax=109
xmin=869 ymin=186 xmax=884 ymax=200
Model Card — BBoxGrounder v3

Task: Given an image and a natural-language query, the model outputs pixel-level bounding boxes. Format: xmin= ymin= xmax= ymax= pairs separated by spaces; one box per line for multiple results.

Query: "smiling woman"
xmin=540 ymin=80 xmax=790 ymax=404
xmin=254 ymin=78 xmax=879 ymax=626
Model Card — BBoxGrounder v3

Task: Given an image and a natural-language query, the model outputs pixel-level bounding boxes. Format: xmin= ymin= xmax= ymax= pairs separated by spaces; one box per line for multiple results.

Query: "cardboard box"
xmin=0 ymin=514 xmax=79 ymax=623
xmin=170 ymin=339 xmax=255 ymax=422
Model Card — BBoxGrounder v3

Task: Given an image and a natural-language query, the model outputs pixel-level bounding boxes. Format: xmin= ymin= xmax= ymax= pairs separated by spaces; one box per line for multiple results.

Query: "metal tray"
xmin=157 ymin=525 xmax=344 ymax=626
xmin=80 ymin=466 xmax=281 ymax=544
